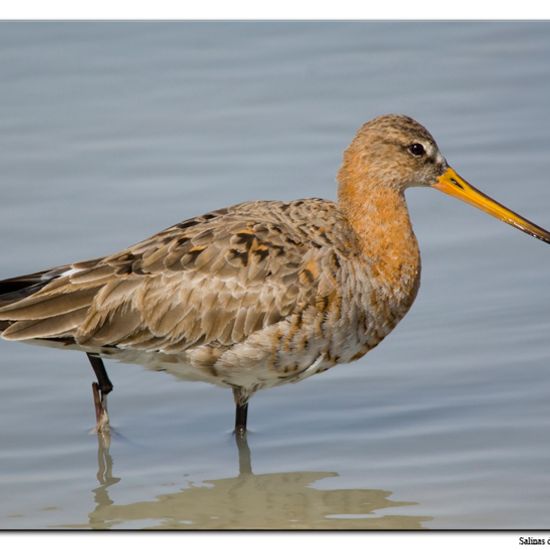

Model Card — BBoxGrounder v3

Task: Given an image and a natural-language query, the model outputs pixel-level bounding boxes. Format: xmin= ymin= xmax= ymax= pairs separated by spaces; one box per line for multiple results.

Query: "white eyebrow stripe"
xmin=435 ymin=151 xmax=446 ymax=165
xmin=424 ymin=142 xmax=436 ymax=157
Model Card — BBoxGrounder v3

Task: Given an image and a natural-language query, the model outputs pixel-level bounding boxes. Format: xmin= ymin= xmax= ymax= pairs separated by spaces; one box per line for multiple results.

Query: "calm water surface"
xmin=0 ymin=22 xmax=550 ymax=529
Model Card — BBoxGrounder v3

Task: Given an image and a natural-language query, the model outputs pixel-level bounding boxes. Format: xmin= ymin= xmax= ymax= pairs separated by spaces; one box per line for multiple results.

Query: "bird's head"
xmin=338 ymin=114 xmax=550 ymax=244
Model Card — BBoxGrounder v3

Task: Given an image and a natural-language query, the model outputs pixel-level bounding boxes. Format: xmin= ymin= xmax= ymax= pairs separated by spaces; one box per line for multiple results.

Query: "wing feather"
xmin=0 ymin=200 xmax=352 ymax=352
xmin=2 ymin=307 xmax=89 ymax=340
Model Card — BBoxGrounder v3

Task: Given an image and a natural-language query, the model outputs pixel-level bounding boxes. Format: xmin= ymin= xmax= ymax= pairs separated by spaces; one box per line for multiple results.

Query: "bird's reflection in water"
xmin=92 ymin=431 xmax=120 ymax=517
xmin=83 ymin=433 xmax=431 ymax=530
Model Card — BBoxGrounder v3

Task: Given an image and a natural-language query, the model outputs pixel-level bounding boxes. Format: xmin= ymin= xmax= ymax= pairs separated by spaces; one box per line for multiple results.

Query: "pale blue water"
xmin=0 ymin=21 xmax=549 ymax=529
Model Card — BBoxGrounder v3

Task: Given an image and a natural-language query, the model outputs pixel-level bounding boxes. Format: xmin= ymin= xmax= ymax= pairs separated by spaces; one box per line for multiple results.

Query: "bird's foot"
xmin=92 ymin=382 xmax=110 ymax=434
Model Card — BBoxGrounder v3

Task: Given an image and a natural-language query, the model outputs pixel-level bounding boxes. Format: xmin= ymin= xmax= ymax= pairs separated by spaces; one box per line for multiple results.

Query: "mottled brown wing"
xmin=0 ymin=201 xmax=344 ymax=352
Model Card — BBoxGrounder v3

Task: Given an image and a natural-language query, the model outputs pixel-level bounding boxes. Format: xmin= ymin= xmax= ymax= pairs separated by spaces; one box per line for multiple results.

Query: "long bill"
xmin=433 ymin=167 xmax=550 ymax=245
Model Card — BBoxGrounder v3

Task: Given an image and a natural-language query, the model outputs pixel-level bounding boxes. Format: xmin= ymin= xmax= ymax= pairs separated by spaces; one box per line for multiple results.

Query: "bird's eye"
xmin=408 ymin=143 xmax=426 ymax=157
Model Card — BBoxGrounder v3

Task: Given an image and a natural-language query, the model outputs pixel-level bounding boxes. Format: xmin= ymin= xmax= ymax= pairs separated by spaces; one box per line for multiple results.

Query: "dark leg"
xmin=235 ymin=402 xmax=248 ymax=435
xmin=87 ymin=353 xmax=113 ymax=395
xmin=87 ymin=353 xmax=113 ymax=433
xmin=232 ymin=388 xmax=249 ymax=436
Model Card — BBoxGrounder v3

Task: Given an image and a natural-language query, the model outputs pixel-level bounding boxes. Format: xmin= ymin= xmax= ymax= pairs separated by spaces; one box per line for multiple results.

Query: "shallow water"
xmin=1 ymin=21 xmax=550 ymax=530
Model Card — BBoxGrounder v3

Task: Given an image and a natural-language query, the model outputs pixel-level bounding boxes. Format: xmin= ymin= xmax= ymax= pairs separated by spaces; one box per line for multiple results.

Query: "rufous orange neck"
xmin=338 ymin=166 xmax=421 ymax=302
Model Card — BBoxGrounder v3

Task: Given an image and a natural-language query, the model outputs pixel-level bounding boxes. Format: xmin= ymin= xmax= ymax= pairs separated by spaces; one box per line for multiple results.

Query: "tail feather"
xmin=0 ymin=266 xmax=69 ymax=305
xmin=0 ymin=256 xmax=143 ymax=346
xmin=0 ymin=264 xmax=97 ymax=343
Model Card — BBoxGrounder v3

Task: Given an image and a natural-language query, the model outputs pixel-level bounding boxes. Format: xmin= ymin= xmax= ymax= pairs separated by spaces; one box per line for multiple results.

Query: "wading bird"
xmin=0 ymin=115 xmax=548 ymax=435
